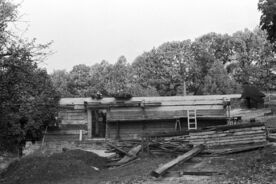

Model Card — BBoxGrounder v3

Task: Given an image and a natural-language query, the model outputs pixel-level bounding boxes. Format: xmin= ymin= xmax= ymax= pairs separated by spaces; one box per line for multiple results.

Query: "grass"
xmin=214 ymin=146 xmax=276 ymax=184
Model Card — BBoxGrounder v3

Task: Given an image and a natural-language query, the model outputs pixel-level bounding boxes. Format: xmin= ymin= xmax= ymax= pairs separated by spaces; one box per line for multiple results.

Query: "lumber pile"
xmin=106 ymin=123 xmax=267 ymax=156
xmin=186 ymin=123 xmax=267 ymax=147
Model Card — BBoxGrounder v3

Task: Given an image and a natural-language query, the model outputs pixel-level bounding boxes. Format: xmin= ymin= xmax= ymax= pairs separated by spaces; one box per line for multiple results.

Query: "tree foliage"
xmin=258 ymin=0 xmax=276 ymax=47
xmin=132 ymin=41 xmax=194 ymax=96
xmin=51 ymin=70 xmax=72 ymax=97
xmin=53 ymin=28 xmax=275 ymax=98
xmin=0 ymin=0 xmax=59 ymax=152
xmin=201 ymin=61 xmax=241 ymax=95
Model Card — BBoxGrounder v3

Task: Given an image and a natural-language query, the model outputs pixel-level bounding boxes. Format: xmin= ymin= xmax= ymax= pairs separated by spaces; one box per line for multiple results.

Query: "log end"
xmin=150 ymin=171 xmax=160 ymax=178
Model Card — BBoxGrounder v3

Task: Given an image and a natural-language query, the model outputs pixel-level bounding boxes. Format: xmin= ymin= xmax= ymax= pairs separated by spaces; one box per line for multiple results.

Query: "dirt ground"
xmin=1 ymin=108 xmax=276 ymax=184
xmin=1 ymin=146 xmax=276 ymax=184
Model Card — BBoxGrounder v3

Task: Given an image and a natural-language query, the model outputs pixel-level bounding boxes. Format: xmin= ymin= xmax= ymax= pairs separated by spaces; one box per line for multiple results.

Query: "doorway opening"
xmin=91 ymin=110 xmax=106 ymax=138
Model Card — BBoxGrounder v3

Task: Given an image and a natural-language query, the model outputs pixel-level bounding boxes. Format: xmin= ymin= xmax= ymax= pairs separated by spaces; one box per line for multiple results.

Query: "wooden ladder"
xmin=188 ymin=109 xmax=197 ymax=130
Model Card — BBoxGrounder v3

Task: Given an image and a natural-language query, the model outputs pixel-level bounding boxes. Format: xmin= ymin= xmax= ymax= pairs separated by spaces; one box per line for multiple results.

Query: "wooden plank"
xmin=109 ymin=105 xmax=224 ymax=112
xmin=188 ymin=130 xmax=266 ymax=139
xmin=190 ymin=138 xmax=267 ymax=146
xmin=161 ymin=100 xmax=224 ymax=106
xmin=189 ymin=126 xmax=265 ymax=136
xmin=193 ymin=139 xmax=266 ymax=146
xmin=207 ymin=143 xmax=268 ymax=155
xmin=190 ymin=134 xmax=266 ymax=143
xmin=165 ymin=171 xmax=223 ymax=176
xmin=192 ymin=138 xmax=267 ymax=146
xmin=80 ymin=94 xmax=241 ymax=105
xmin=150 ymin=144 xmax=205 ymax=177
xmin=87 ymin=109 xmax=92 ymax=138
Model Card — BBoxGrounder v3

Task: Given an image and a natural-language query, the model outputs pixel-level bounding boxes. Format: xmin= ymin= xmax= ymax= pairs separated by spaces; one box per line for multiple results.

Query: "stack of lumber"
xmin=186 ymin=123 xmax=267 ymax=147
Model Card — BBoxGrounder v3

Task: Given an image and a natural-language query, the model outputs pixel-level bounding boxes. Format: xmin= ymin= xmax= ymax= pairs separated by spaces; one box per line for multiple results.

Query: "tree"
xmin=0 ymin=47 xmax=60 ymax=152
xmin=51 ymin=70 xmax=72 ymax=97
xmin=132 ymin=41 xmax=194 ymax=96
xmin=230 ymin=28 xmax=276 ymax=90
xmin=67 ymin=64 xmax=92 ymax=97
xmin=105 ymin=56 xmax=132 ymax=96
xmin=201 ymin=61 xmax=241 ymax=95
xmin=258 ymin=0 xmax=276 ymax=47
xmin=90 ymin=60 xmax=113 ymax=96
xmin=190 ymin=40 xmax=217 ymax=94
xmin=194 ymin=33 xmax=233 ymax=64
xmin=0 ymin=0 xmax=59 ymax=153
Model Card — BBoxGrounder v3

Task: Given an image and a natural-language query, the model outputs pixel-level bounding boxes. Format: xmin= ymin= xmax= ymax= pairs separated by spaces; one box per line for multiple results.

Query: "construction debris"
xmin=105 ymin=142 xmax=133 ymax=157
xmin=107 ymin=144 xmax=142 ymax=167
xmin=105 ymin=122 xmax=269 ymax=179
xmin=106 ymin=139 xmax=192 ymax=156
xmin=150 ymin=144 xmax=205 ymax=177
xmin=116 ymin=145 xmax=141 ymax=165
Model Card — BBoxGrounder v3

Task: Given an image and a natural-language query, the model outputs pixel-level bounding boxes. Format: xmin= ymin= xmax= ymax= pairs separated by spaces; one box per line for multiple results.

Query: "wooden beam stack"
xmin=186 ymin=123 xmax=267 ymax=147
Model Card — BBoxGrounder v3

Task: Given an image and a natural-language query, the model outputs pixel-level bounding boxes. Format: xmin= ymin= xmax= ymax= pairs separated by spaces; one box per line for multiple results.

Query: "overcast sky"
xmin=14 ymin=0 xmax=260 ymax=72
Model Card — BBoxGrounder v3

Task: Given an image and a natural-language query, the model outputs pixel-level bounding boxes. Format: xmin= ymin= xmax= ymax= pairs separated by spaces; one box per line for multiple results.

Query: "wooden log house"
xmin=58 ymin=94 xmax=241 ymax=140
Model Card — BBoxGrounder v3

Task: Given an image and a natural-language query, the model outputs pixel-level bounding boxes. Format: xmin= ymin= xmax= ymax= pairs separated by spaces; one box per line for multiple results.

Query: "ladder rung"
xmin=188 ymin=109 xmax=197 ymax=130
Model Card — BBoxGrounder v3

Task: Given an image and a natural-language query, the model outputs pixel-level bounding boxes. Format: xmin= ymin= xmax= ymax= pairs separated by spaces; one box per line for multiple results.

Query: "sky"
xmin=13 ymin=0 xmax=261 ymax=72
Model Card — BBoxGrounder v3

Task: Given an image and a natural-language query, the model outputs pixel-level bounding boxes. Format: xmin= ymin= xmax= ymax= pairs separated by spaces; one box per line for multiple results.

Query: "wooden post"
xmin=95 ymin=111 xmax=99 ymax=136
xmin=79 ymin=130 xmax=83 ymax=141
xmin=105 ymin=109 xmax=110 ymax=140
xmin=105 ymin=121 xmax=108 ymax=140
xmin=116 ymin=122 xmax=120 ymax=140
xmin=183 ymin=81 xmax=187 ymax=96
xmin=87 ymin=109 xmax=92 ymax=138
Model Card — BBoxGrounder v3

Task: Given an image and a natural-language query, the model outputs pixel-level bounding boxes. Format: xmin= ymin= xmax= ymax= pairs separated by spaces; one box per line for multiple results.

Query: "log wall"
xmin=107 ymin=106 xmax=226 ymax=121
xmin=106 ymin=119 xmax=227 ymax=140
xmin=105 ymin=95 xmax=239 ymax=122
xmin=57 ymin=95 xmax=241 ymax=139
xmin=58 ymin=109 xmax=88 ymax=133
